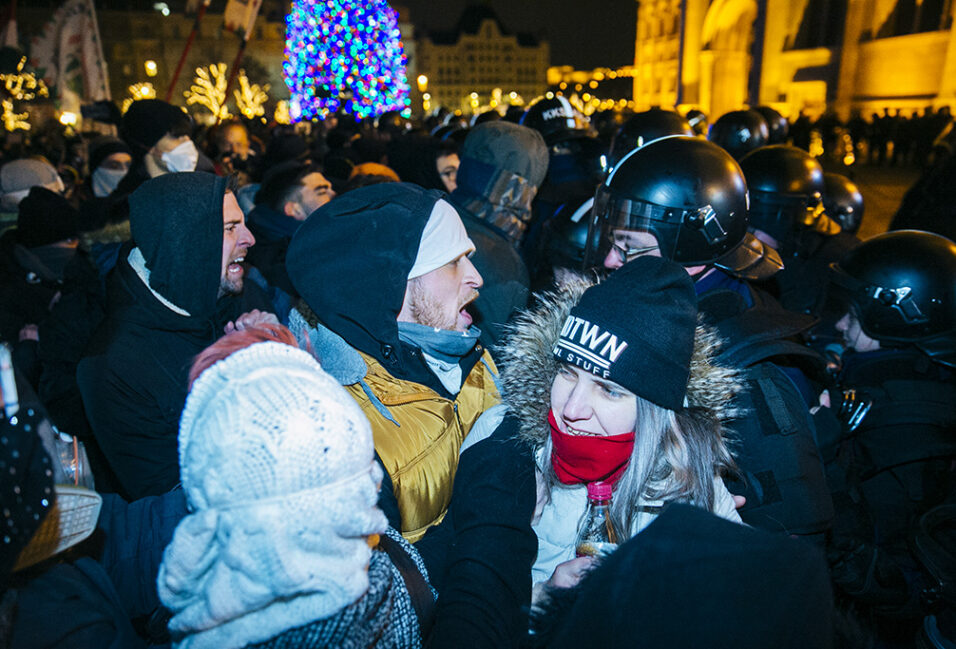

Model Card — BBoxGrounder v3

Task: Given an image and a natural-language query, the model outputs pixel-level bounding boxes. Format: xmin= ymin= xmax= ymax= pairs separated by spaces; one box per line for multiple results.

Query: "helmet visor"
xmin=585 ymin=183 xmax=742 ymax=269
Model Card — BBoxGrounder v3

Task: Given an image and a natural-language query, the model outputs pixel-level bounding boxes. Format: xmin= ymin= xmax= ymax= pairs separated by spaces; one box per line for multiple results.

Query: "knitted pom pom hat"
xmin=159 ymin=341 xmax=387 ymax=649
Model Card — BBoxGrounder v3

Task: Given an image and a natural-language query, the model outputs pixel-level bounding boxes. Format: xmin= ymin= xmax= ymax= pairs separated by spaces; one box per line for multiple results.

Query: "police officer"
xmin=825 ymin=230 xmax=956 ymax=636
xmin=587 ymin=135 xmax=834 ymax=540
xmin=740 ymin=145 xmax=858 ymax=329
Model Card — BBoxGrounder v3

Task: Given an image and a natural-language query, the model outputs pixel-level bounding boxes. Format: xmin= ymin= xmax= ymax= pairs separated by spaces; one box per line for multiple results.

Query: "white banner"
xmin=223 ymin=0 xmax=261 ymax=41
xmin=29 ymin=0 xmax=111 ymax=114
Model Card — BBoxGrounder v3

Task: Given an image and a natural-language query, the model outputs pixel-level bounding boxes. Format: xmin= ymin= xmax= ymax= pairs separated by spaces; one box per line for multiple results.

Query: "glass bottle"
xmin=574 ymin=481 xmax=621 ymax=558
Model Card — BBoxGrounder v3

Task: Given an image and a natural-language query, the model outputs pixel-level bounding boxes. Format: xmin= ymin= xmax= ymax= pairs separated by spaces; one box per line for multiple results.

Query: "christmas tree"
xmin=283 ymin=0 xmax=410 ymax=120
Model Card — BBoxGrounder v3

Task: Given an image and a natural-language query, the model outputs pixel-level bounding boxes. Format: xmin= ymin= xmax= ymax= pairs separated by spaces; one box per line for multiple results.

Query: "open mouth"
xmin=562 ymin=424 xmax=594 ymax=436
xmin=227 ymin=255 xmax=245 ymax=276
xmin=457 ymin=291 xmax=479 ymax=327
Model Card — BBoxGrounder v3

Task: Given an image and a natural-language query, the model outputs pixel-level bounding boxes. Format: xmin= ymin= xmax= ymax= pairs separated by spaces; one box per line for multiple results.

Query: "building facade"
xmin=414 ymin=5 xmax=549 ymax=113
xmin=633 ymin=0 xmax=956 ymax=119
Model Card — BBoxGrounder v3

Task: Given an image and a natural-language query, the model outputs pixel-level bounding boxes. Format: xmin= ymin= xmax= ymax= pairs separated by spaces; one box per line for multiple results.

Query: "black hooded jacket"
xmin=287 ymin=182 xmax=484 ymax=397
xmin=77 ymin=173 xmax=271 ymax=500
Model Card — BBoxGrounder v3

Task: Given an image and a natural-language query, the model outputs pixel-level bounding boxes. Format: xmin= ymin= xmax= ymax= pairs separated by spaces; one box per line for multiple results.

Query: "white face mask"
xmin=160 ymin=139 xmax=199 ymax=173
xmin=91 ymin=166 xmax=128 ymax=197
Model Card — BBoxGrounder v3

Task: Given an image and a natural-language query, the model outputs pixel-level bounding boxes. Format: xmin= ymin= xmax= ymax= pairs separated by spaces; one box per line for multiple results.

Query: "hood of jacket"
xmin=496 ymin=274 xmax=743 ymax=448
xmin=247 ymin=202 xmax=301 ymax=243
xmin=286 ymin=182 xmax=445 ymax=378
xmin=128 ymin=172 xmax=225 ymax=319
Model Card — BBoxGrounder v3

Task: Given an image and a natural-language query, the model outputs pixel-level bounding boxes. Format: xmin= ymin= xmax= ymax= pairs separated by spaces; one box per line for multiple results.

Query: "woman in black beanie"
xmin=429 ymin=256 xmax=745 ymax=649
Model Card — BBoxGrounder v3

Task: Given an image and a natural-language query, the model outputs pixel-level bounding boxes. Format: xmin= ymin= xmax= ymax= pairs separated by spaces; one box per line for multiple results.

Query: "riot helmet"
xmin=546 ymin=135 xmax=609 ymax=186
xmin=545 ymin=195 xmax=601 ymax=271
xmin=753 ymin=106 xmax=789 ymax=144
xmin=471 ymin=109 xmax=501 ymax=127
xmin=503 ymin=104 xmax=526 ymax=123
xmin=685 ymin=108 xmax=709 ymax=137
xmin=520 ymin=95 xmax=590 ymax=146
xmin=830 ymin=230 xmax=956 ymax=366
xmin=740 ymin=145 xmax=841 ymax=245
xmin=708 ymin=109 xmax=770 ymax=160
xmin=823 ymin=172 xmax=864 ymax=235
xmin=608 ymin=108 xmax=694 ymax=168
xmin=586 ymin=135 xmax=782 ymax=280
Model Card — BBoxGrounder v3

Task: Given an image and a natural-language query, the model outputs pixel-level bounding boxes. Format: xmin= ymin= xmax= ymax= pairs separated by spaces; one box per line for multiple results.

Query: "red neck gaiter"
xmin=548 ymin=411 xmax=635 ymax=485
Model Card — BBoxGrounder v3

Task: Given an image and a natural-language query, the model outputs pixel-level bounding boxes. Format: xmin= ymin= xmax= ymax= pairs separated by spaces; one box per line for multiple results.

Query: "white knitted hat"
xmin=159 ymin=341 xmax=387 ymax=649
xmin=407 ymin=198 xmax=475 ymax=279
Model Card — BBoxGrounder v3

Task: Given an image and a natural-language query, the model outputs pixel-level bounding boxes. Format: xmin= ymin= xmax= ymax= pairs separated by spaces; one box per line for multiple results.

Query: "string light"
xmin=184 ymin=63 xmax=231 ymax=120
xmin=1 ymin=99 xmax=30 ymax=131
xmin=122 ymin=82 xmax=157 ymax=113
xmin=234 ymin=70 xmax=270 ymax=119
xmin=283 ymin=0 xmax=410 ymax=120
xmin=0 ymin=56 xmax=49 ymax=102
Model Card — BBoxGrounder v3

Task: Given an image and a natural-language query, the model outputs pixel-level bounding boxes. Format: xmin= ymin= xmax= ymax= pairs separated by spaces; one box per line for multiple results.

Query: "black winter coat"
xmin=77 ymin=173 xmax=271 ymax=500
xmin=78 ymin=249 xmax=270 ymax=500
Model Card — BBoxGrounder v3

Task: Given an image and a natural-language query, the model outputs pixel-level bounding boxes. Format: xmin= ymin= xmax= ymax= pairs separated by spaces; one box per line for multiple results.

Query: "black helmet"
xmin=503 ymin=104 xmax=526 ymax=123
xmin=685 ymin=109 xmax=709 ymax=137
xmin=520 ymin=95 xmax=590 ymax=146
xmin=586 ymin=135 xmax=782 ymax=279
xmin=823 ymin=172 xmax=864 ymax=235
xmin=608 ymin=108 xmax=694 ymax=168
xmin=830 ymin=230 xmax=956 ymax=365
xmin=740 ymin=145 xmax=841 ymax=244
xmin=708 ymin=109 xmax=770 ymax=160
xmin=470 ymin=109 xmax=501 ymax=127
xmin=545 ymin=195 xmax=601 ymax=270
xmin=753 ymin=106 xmax=789 ymax=144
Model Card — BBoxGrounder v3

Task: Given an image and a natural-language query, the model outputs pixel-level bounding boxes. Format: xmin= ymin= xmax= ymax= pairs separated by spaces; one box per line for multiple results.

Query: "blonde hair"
xmin=541 ymin=391 xmax=736 ymax=536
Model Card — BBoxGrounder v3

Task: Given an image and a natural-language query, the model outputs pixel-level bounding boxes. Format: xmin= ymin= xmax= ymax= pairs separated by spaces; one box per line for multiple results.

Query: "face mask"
xmin=548 ymin=410 xmax=634 ymax=485
xmin=160 ymin=139 xmax=199 ymax=173
xmin=91 ymin=166 xmax=128 ymax=197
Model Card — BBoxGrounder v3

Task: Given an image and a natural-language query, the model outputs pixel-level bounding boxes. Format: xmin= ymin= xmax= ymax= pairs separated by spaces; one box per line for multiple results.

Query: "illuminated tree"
xmin=234 ymin=70 xmax=270 ymax=120
xmin=184 ymin=63 xmax=230 ymax=119
xmin=274 ymin=100 xmax=291 ymax=125
xmin=0 ymin=56 xmax=49 ymax=131
xmin=283 ymin=0 xmax=410 ymax=120
xmin=1 ymin=99 xmax=29 ymax=131
xmin=122 ymin=82 xmax=156 ymax=113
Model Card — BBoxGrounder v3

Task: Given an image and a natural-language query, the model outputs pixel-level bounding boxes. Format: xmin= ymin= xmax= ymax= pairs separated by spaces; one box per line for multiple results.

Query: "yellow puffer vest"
xmin=348 ymin=349 xmax=500 ymax=542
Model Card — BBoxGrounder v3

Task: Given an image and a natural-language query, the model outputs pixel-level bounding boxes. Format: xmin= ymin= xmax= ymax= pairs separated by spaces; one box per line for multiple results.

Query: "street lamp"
xmin=417 ymin=74 xmax=428 ymax=93
xmin=145 ymin=60 xmax=158 ymax=77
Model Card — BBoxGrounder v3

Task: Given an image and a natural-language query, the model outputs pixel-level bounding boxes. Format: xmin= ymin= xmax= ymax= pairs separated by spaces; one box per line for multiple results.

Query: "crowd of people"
xmin=1 ymin=94 xmax=954 ymax=649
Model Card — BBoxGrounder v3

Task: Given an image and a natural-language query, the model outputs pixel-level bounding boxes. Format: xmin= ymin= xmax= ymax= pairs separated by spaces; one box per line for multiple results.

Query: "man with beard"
xmin=286 ymin=183 xmax=500 ymax=545
xmin=77 ymin=172 xmax=275 ymax=500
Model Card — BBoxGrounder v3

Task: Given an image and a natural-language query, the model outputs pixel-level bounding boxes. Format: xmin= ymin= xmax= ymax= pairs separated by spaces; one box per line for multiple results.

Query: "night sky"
xmin=397 ymin=0 xmax=638 ymax=70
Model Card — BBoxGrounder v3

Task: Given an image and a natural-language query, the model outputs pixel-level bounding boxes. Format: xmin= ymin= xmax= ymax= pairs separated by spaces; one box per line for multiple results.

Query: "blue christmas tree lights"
xmin=283 ymin=0 xmax=411 ymax=120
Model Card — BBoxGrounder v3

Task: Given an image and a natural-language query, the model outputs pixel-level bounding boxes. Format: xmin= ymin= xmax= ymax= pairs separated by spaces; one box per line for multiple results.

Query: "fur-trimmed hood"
xmin=496 ymin=275 xmax=743 ymax=448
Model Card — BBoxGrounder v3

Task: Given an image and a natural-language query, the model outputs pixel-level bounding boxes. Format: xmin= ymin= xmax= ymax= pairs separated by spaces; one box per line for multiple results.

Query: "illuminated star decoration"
xmin=283 ymin=0 xmax=410 ymax=121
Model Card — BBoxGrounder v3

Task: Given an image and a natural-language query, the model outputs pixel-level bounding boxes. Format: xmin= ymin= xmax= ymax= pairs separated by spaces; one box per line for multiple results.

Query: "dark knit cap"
xmin=88 ymin=136 xmax=132 ymax=172
xmin=553 ymin=256 xmax=696 ymax=410
xmin=16 ymin=186 xmax=80 ymax=248
xmin=120 ymin=100 xmax=190 ymax=152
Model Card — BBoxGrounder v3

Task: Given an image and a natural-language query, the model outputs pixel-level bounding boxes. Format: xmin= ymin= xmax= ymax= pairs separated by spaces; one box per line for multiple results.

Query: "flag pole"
xmin=165 ymin=0 xmax=210 ymax=102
